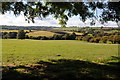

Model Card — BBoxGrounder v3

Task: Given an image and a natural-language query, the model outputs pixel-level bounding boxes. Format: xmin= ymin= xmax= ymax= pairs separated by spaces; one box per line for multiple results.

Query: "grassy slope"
xmin=26 ymin=31 xmax=57 ymax=37
xmin=27 ymin=31 xmax=83 ymax=37
xmin=2 ymin=39 xmax=118 ymax=65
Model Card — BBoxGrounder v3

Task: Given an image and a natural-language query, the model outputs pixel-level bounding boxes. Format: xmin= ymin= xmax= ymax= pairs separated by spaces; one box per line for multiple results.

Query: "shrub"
xmin=82 ymin=35 xmax=93 ymax=42
xmin=2 ymin=32 xmax=17 ymax=39
xmin=40 ymin=36 xmax=48 ymax=40
xmin=108 ymin=35 xmax=114 ymax=44
xmin=89 ymin=38 xmax=94 ymax=43
xmin=52 ymin=34 xmax=63 ymax=40
xmin=17 ymin=30 xmax=25 ymax=39
xmin=114 ymin=35 xmax=120 ymax=44
xmin=69 ymin=32 xmax=76 ymax=40
xmin=2 ymin=32 xmax=8 ymax=39
xmin=93 ymin=37 xmax=101 ymax=43
xmin=62 ymin=34 xmax=70 ymax=40
xmin=75 ymin=36 xmax=83 ymax=40
xmin=101 ymin=36 xmax=108 ymax=43
xmin=7 ymin=32 xmax=17 ymax=39
xmin=25 ymin=35 xmax=29 ymax=39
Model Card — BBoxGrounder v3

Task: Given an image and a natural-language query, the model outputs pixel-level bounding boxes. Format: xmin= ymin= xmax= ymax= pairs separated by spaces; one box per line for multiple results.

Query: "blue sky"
xmin=0 ymin=11 xmax=118 ymax=27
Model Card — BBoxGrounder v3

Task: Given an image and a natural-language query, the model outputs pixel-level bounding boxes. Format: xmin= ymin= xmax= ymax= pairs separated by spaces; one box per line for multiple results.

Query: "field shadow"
xmin=2 ymin=59 xmax=120 ymax=80
xmin=53 ymin=31 xmax=68 ymax=34
xmin=106 ymin=56 xmax=120 ymax=66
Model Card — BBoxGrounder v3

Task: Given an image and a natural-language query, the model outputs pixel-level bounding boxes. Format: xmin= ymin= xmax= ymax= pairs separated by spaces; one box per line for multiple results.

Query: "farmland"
xmin=1 ymin=27 xmax=120 ymax=80
xmin=2 ymin=39 xmax=118 ymax=65
xmin=2 ymin=39 xmax=120 ymax=80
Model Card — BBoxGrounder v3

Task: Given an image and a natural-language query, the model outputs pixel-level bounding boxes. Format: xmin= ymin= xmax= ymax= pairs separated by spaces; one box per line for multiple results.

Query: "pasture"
xmin=2 ymin=39 xmax=120 ymax=80
xmin=2 ymin=39 xmax=118 ymax=65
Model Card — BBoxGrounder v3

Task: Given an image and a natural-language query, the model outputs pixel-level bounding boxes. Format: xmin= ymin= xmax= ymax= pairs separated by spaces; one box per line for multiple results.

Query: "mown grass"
xmin=2 ymin=39 xmax=118 ymax=65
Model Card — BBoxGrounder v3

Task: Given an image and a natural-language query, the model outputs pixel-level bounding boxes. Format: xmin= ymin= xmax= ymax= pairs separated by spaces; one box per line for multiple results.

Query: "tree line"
xmin=2 ymin=29 xmax=120 ymax=44
xmin=76 ymin=31 xmax=120 ymax=44
xmin=2 ymin=30 xmax=76 ymax=40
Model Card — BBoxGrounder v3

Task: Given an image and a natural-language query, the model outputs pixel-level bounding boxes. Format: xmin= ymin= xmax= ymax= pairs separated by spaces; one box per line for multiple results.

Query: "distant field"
xmin=51 ymin=30 xmax=83 ymax=35
xmin=26 ymin=31 xmax=58 ymax=37
xmin=27 ymin=30 xmax=83 ymax=37
xmin=1 ymin=30 xmax=32 ymax=32
xmin=2 ymin=39 xmax=118 ymax=65
xmin=1 ymin=30 xmax=83 ymax=37
xmin=63 ymin=31 xmax=83 ymax=35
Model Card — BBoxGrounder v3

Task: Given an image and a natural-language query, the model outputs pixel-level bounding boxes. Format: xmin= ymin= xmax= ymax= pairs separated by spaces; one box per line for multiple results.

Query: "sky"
xmin=0 ymin=11 xmax=118 ymax=27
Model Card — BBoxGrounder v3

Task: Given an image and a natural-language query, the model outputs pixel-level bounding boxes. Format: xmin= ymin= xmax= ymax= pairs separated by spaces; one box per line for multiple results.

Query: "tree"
xmin=109 ymin=35 xmax=120 ymax=44
xmin=62 ymin=34 xmax=70 ymax=40
xmin=2 ymin=32 xmax=8 ymax=39
xmin=69 ymin=32 xmax=76 ymax=40
xmin=17 ymin=30 xmax=25 ymax=39
xmin=1 ymin=2 xmax=120 ymax=27
xmin=101 ymin=36 xmax=108 ymax=43
xmin=7 ymin=32 xmax=17 ymax=39
xmin=82 ymin=35 xmax=93 ymax=42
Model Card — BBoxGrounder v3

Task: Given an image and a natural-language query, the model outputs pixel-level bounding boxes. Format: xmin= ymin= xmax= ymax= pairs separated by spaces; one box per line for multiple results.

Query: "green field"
xmin=2 ymin=39 xmax=118 ymax=65
xmin=2 ymin=39 xmax=120 ymax=80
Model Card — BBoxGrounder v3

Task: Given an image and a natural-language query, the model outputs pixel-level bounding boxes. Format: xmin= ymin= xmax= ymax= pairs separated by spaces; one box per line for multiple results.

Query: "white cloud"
xmin=0 ymin=12 xmax=60 ymax=27
xmin=0 ymin=12 xmax=118 ymax=27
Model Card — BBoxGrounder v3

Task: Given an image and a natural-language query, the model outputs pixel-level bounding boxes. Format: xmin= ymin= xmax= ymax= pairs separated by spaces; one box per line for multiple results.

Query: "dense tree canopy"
xmin=1 ymin=1 xmax=120 ymax=27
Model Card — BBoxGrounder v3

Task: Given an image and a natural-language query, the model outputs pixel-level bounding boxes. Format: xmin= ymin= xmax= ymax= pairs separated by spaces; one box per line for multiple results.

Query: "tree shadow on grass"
xmin=106 ymin=56 xmax=120 ymax=66
xmin=2 ymin=59 xmax=120 ymax=80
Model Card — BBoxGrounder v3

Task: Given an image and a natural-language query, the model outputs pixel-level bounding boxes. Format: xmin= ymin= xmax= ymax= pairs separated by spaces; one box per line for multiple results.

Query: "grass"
xmin=2 ymin=39 xmax=120 ymax=80
xmin=2 ymin=39 xmax=118 ymax=65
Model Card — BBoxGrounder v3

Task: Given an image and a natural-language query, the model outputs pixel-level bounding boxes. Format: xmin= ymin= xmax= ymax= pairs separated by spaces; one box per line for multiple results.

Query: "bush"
xmin=93 ymin=37 xmax=101 ymax=43
xmin=113 ymin=35 xmax=120 ymax=44
xmin=82 ymin=35 xmax=93 ymax=42
xmin=69 ymin=32 xmax=76 ymax=40
xmin=101 ymin=36 xmax=108 ymax=43
xmin=7 ymin=32 xmax=17 ymax=39
xmin=62 ymin=34 xmax=70 ymax=40
xmin=25 ymin=35 xmax=29 ymax=39
xmin=109 ymin=35 xmax=120 ymax=44
xmin=75 ymin=36 xmax=83 ymax=40
xmin=2 ymin=32 xmax=17 ymax=39
xmin=52 ymin=34 xmax=63 ymax=40
xmin=2 ymin=32 xmax=8 ymax=39
xmin=17 ymin=30 xmax=25 ymax=39
xmin=40 ymin=36 xmax=48 ymax=40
